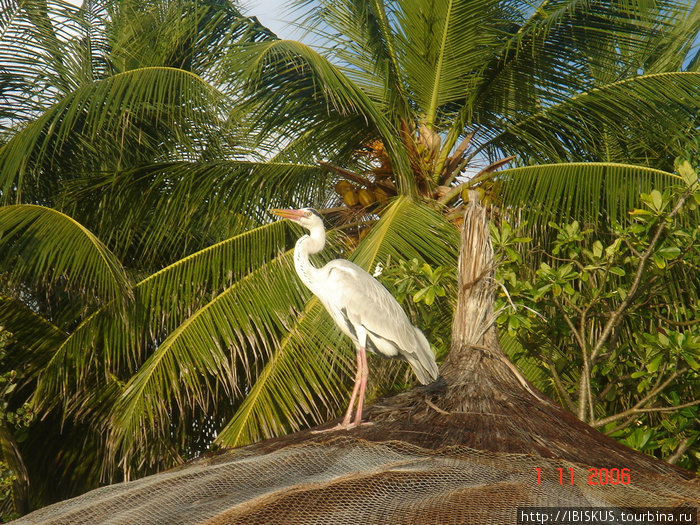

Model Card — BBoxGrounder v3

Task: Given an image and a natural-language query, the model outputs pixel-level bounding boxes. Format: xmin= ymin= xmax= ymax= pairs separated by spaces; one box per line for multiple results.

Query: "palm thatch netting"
xmin=11 ymin=198 xmax=699 ymax=524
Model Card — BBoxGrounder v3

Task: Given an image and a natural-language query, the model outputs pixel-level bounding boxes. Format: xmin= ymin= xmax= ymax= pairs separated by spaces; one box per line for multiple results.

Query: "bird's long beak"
xmin=270 ymin=208 xmax=305 ymax=221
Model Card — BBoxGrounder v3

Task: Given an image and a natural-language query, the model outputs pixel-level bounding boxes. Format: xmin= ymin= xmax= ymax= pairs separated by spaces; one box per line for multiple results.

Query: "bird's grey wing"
xmin=322 ymin=260 xmax=438 ymax=384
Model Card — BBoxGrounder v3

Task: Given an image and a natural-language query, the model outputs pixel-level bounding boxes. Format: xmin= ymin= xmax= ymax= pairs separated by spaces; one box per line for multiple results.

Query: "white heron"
xmin=271 ymin=208 xmax=439 ymax=430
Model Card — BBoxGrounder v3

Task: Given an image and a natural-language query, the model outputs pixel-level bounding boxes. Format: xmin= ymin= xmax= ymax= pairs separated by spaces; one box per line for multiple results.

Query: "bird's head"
xmin=271 ymin=208 xmax=324 ymax=231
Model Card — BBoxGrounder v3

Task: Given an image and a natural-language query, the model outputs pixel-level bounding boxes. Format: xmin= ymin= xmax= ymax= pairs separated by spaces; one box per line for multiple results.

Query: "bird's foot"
xmin=310 ymin=421 xmax=373 ymax=434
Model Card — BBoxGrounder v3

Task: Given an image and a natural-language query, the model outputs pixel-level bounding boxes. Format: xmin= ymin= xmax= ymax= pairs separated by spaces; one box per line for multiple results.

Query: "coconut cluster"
xmin=334 ymin=180 xmax=390 ymax=208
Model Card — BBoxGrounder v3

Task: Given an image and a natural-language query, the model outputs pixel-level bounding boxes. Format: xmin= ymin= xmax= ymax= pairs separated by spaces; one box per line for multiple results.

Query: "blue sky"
xmin=242 ymin=0 xmax=299 ymax=39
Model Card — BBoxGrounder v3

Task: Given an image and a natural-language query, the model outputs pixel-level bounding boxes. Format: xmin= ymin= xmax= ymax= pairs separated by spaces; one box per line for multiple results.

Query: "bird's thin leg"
xmin=341 ymin=349 xmax=364 ymax=427
xmin=312 ymin=349 xmax=363 ymax=433
xmin=352 ymin=345 xmax=369 ymax=426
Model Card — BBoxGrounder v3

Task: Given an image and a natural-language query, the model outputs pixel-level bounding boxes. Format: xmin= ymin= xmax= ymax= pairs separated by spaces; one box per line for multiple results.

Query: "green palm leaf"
xmin=292 ymin=0 xmax=408 ymax=115
xmin=495 ymin=162 xmax=682 ymax=228
xmin=394 ymin=0 xmax=502 ymax=126
xmin=490 ymin=72 xmax=700 ymax=164
xmin=107 ymin=225 xmax=346 ymax=457
xmin=642 ymin=1 xmax=700 ymax=73
xmin=0 ymin=0 xmax=85 ymax=120
xmin=353 ymin=196 xmax=459 ymax=269
xmin=0 ymin=204 xmax=131 ymax=305
xmin=214 ymin=298 xmax=351 ymax=447
xmin=230 ymin=38 xmax=415 ymax=191
xmin=1 ymin=0 xmax=271 ymax=132
xmin=0 ymin=294 xmax=66 ymax=372
xmin=33 ymin=219 xmax=293 ymax=411
xmin=0 ymin=422 xmax=29 ymax=514
xmin=478 ymin=0 xmax=696 ymax=109
xmin=0 ymin=66 xmax=223 ymax=202
xmin=111 ymin=249 xmax=309 ymax=461
xmin=60 ymin=159 xmax=328 ymax=264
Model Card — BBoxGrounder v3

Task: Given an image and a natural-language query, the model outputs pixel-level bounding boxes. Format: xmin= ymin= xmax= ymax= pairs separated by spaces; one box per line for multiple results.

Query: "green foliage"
xmin=0 ymin=205 xmax=132 ymax=308
xmin=494 ymin=178 xmax=700 ymax=472
xmin=0 ymin=370 xmax=34 ymax=436
xmin=381 ymin=257 xmax=456 ymax=361
xmin=0 ymin=460 xmax=19 ymax=522
xmin=0 ymin=331 xmax=32 ymax=520
xmin=0 ymin=0 xmax=698 ymax=514
xmin=495 ymin=163 xmax=684 ymax=240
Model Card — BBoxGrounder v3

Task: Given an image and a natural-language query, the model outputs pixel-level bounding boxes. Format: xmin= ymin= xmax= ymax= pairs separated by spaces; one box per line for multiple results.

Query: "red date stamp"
xmin=536 ymin=467 xmax=631 ymax=485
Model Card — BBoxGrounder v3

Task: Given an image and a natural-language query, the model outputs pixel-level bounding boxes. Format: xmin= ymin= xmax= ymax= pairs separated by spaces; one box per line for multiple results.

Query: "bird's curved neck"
xmin=294 ymin=225 xmax=326 ymax=291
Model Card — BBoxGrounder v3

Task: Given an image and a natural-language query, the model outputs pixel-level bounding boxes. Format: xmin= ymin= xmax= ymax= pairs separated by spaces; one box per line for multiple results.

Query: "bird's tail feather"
xmin=406 ymin=327 xmax=439 ymax=385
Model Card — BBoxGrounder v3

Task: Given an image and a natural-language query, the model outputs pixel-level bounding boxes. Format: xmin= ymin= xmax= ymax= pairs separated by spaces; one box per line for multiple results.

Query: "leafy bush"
xmin=383 ymin=162 xmax=699 ymax=471
xmin=493 ymin=166 xmax=699 ymax=471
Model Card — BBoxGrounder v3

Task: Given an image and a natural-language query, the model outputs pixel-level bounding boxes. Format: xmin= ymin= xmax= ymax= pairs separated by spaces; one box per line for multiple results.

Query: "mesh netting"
xmin=12 ymin=436 xmax=700 ymax=524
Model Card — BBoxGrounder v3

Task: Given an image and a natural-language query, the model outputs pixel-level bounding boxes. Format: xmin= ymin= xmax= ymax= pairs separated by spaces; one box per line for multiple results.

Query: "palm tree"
xmin=0 ymin=0 xmax=285 ymax=507
xmin=208 ymin=0 xmax=700 ymax=444
xmin=0 ymin=0 xmax=697 ymax=511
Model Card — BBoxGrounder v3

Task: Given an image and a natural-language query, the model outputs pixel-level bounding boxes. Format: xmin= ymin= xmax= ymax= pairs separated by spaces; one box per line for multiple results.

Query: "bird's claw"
xmin=311 ymin=421 xmax=374 ymax=434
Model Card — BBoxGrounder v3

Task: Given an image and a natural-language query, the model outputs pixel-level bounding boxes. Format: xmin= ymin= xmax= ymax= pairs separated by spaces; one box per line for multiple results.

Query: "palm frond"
xmin=487 ymin=72 xmax=700 ymax=165
xmin=0 ymin=204 xmax=131 ymax=306
xmin=111 ymin=248 xmax=310 ymax=463
xmin=0 ymin=0 xmax=86 ymax=120
xmin=0 ymin=66 xmax=224 ymax=202
xmin=291 ymin=0 xmax=409 ymax=116
xmin=352 ymin=196 xmax=459 ymax=269
xmin=233 ymin=39 xmax=375 ymax=123
xmin=229 ymin=38 xmax=414 ymax=191
xmin=0 ymin=0 xmax=273 ymax=132
xmin=0 ymin=294 xmax=66 ymax=373
xmin=394 ymin=0 xmax=503 ymax=126
xmin=495 ymin=162 xmax=681 ymax=228
xmin=60 ymin=159 xmax=327 ymax=265
xmin=105 ymin=0 xmax=272 ymax=79
xmin=642 ymin=1 xmax=700 ymax=73
xmin=0 ymin=422 xmax=29 ymax=514
xmin=499 ymin=331 xmax=551 ymax=392
xmin=107 ymin=226 xmax=350 ymax=465
xmin=214 ymin=297 xmax=351 ymax=447
xmin=33 ymin=219 xmax=294 ymax=412
xmin=479 ymin=0 xmax=697 ymax=110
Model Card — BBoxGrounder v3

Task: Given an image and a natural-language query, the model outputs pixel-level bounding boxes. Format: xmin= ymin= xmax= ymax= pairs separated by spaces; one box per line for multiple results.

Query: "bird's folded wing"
xmin=323 ymin=260 xmax=427 ymax=357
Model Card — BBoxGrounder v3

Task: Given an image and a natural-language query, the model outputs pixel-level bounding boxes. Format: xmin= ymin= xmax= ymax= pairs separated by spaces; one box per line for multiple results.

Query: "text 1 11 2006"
xmin=535 ymin=467 xmax=631 ymax=485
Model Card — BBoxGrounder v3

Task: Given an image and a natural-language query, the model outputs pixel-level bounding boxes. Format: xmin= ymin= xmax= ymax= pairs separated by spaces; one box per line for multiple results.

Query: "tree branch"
xmin=553 ymin=297 xmax=587 ymax=352
xmin=631 ymin=400 xmax=700 ymax=413
xmin=553 ymin=296 xmax=590 ymax=421
xmin=589 ymin=193 xmax=688 ymax=364
xmin=544 ymin=352 xmax=576 ymax=413
xmin=602 ymin=414 xmax=638 ymax=436
xmin=652 ymin=313 xmax=700 ymax=327
xmin=666 ymin=437 xmax=691 ymax=465
xmin=591 ymin=368 xmax=688 ymax=428
xmin=535 ymin=249 xmax=586 ymax=271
